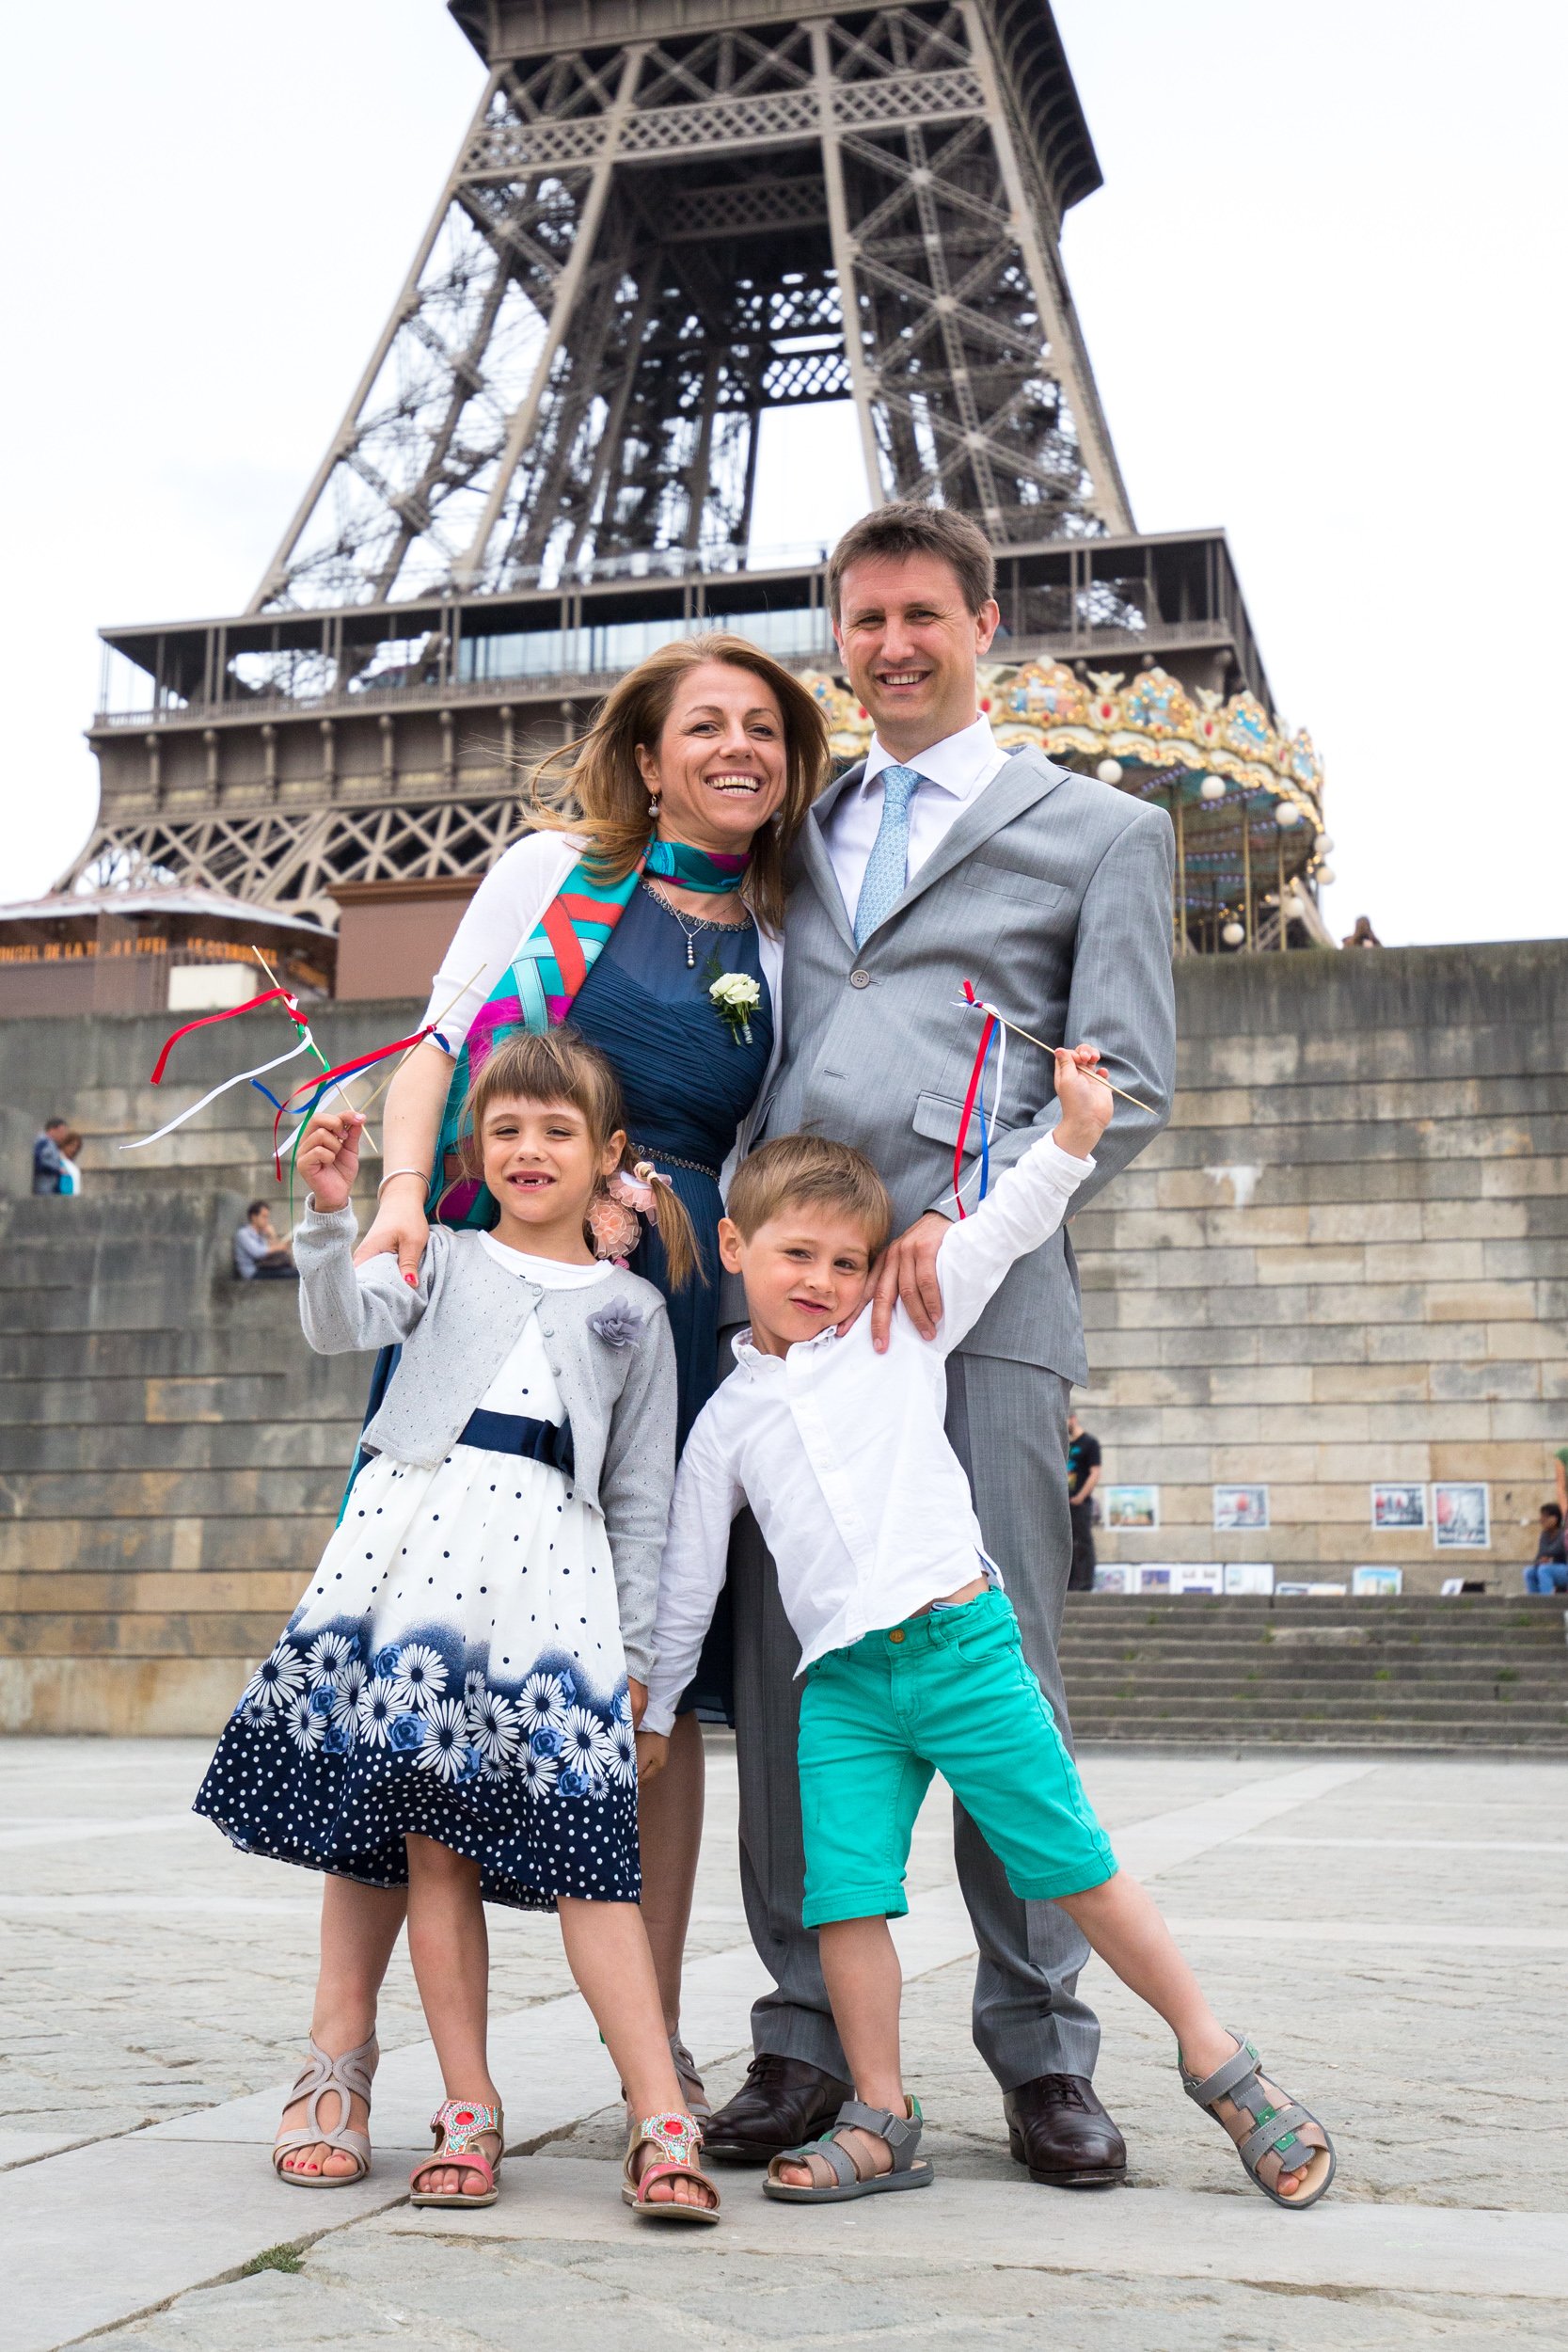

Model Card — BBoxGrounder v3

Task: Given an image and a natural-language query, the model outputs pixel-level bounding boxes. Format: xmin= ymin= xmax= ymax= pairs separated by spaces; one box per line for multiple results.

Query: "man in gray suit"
xmin=705 ymin=503 xmax=1176 ymax=2185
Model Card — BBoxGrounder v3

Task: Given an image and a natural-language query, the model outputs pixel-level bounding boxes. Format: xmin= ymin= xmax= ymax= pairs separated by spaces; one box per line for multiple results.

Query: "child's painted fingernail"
xmin=404 ymin=1272 xmax=418 ymax=1287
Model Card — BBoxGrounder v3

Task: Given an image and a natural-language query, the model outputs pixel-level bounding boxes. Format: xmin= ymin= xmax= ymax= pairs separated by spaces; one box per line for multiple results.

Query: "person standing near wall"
xmin=1066 ymin=1411 xmax=1101 ymax=1593
xmin=32 ymin=1117 xmax=70 ymax=1195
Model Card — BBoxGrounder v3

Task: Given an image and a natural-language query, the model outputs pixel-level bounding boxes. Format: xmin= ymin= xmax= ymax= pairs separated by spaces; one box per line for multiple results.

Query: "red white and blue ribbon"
xmin=120 ymin=989 xmax=320 ymax=1152
xmin=268 ymin=1026 xmax=442 ymax=1179
xmin=952 ymin=980 xmax=1007 ymax=1217
xmin=952 ymin=978 xmax=1155 ymax=1215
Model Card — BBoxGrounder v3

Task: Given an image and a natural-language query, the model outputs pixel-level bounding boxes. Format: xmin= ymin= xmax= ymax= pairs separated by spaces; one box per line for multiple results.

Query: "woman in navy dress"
xmin=264 ymin=637 xmax=828 ymax=2177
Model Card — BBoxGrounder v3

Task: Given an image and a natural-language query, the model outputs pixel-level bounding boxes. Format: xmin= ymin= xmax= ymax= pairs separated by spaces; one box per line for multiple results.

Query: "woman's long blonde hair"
xmin=459 ymin=1026 xmax=702 ymax=1290
xmin=525 ymin=632 xmax=831 ymax=934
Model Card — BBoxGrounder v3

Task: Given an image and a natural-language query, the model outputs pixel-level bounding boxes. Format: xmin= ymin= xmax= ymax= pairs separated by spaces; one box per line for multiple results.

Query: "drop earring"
xmin=647 ymin=791 xmax=660 ymax=822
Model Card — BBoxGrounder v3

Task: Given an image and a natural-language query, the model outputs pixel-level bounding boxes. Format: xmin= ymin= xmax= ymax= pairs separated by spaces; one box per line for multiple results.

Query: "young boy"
xmin=641 ymin=1048 xmax=1334 ymax=2211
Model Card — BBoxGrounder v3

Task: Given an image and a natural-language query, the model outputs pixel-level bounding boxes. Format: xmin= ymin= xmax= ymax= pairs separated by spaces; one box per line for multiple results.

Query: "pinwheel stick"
xmin=959 ymin=987 xmax=1155 ymax=1115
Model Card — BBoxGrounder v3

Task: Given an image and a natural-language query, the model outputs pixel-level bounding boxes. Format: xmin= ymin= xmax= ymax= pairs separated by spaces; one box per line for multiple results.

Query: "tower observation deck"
xmin=74 ymin=1 xmax=1328 ymax=956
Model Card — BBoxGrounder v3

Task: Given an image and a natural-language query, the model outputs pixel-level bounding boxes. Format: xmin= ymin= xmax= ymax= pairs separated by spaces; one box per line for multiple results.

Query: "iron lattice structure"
xmin=254 ymin=0 xmax=1130 ymax=611
xmin=73 ymin=3 xmax=1320 ymax=945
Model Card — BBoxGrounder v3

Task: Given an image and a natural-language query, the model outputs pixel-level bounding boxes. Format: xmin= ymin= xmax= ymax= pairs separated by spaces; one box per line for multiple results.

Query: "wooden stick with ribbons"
xmin=950 ymin=978 xmax=1155 ymax=1216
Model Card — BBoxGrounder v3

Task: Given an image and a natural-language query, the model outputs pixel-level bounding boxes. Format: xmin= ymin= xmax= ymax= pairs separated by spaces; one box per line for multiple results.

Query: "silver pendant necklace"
xmin=646 ymin=880 xmax=739 ymax=966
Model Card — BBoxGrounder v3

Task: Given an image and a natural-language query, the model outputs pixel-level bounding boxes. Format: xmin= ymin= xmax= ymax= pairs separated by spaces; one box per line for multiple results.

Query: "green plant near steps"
xmin=1374 ymin=1667 xmax=1391 ymax=1681
xmin=1498 ymin=1667 xmax=1519 ymax=1682
xmin=240 ymin=2246 xmax=303 ymax=2278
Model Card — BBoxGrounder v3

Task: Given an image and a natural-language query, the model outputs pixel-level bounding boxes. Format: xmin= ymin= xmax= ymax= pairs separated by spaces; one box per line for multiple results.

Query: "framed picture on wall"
xmin=1092 ymin=1565 xmax=1135 ymax=1594
xmin=1136 ymin=1565 xmax=1174 ymax=1593
xmin=1371 ymin=1483 xmax=1426 ymax=1532
xmin=1103 ymin=1485 xmax=1159 ymax=1531
xmin=1433 ymin=1483 xmax=1490 ymax=1549
xmin=1213 ymin=1484 xmax=1270 ymax=1531
xmin=1174 ymin=1564 xmax=1224 ymax=1595
xmin=1353 ymin=1565 xmax=1404 ymax=1597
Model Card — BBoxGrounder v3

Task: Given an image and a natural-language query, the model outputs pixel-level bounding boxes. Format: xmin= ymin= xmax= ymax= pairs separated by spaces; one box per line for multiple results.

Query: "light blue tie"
xmin=853 ymin=765 xmax=923 ymax=946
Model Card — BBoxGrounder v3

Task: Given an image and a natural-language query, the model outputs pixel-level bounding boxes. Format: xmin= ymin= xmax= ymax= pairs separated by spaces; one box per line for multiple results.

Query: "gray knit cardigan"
xmin=293 ymin=1203 xmax=676 ymax=1684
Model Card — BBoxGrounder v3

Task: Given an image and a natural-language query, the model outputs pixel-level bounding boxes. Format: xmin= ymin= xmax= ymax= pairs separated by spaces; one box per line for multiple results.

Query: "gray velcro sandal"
xmin=1180 ymin=2030 xmax=1335 ymax=2209
xmin=669 ymin=2033 xmax=712 ymax=2126
xmin=763 ymin=2096 xmax=934 ymax=2202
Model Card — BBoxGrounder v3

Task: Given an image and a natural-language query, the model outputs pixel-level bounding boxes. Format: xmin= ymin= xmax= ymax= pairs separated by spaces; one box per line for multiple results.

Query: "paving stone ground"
xmin=4 ymin=1735 xmax=1565 ymax=2350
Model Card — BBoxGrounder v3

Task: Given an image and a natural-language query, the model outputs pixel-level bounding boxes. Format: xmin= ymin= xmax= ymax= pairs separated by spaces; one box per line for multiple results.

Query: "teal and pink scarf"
xmin=433 ymin=837 xmax=747 ymax=1228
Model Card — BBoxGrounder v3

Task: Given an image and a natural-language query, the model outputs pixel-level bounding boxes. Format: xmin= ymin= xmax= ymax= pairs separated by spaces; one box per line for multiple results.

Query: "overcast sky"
xmin=4 ymin=1 xmax=1561 ymax=944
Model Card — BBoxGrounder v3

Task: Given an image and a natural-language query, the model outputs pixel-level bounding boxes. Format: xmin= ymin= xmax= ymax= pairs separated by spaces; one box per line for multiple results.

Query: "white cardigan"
xmin=420 ymin=831 xmax=786 ymax=1192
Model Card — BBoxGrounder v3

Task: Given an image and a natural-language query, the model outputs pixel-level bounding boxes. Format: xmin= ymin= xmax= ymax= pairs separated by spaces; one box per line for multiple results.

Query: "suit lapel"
xmin=876 ymin=747 xmax=1069 ymax=932
xmin=798 ymin=763 xmax=863 ymax=952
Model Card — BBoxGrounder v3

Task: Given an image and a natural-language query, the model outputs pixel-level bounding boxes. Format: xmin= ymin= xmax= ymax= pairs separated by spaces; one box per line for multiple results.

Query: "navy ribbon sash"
xmin=456 ymin=1407 xmax=576 ymax=1479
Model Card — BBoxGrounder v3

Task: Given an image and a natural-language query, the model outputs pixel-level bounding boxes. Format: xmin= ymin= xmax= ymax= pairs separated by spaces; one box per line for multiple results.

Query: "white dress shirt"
xmin=642 ymin=1132 xmax=1092 ymax=1734
xmin=823 ymin=713 xmax=1010 ymax=918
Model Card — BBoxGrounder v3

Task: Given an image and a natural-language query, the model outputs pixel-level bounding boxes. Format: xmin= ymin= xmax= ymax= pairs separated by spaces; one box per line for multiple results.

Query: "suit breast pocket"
xmin=950 ymin=861 xmax=1068 ymax=912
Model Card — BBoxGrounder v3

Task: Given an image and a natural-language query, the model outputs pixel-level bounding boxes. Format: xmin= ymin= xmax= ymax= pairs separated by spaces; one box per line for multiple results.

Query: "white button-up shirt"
xmin=642 ymin=1132 xmax=1092 ymax=1734
xmin=823 ymin=713 xmax=1010 ymax=918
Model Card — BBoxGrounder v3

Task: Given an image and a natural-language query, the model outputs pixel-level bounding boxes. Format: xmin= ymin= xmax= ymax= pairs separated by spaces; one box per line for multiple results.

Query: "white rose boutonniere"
xmin=709 ymin=969 xmax=762 ymax=1046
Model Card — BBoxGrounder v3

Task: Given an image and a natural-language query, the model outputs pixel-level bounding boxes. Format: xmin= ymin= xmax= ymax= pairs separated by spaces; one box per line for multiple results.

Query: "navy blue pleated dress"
xmin=570 ymin=878 xmax=772 ymax=1720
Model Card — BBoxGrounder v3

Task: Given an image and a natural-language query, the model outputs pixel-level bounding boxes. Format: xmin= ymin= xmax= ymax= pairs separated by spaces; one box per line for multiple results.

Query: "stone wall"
xmin=1074 ymin=942 xmax=1567 ymax=1595
xmin=0 ymin=942 xmax=1562 ymax=1730
xmin=0 ymin=1002 xmax=419 ymax=1734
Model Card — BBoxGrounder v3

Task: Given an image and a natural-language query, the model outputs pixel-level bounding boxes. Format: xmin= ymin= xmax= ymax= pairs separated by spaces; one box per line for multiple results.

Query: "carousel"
xmin=802 ymin=659 xmax=1332 ymax=953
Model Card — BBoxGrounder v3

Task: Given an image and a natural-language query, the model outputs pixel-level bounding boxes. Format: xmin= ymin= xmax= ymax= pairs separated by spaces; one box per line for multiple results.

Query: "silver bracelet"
xmin=376 ymin=1167 xmax=430 ymax=1199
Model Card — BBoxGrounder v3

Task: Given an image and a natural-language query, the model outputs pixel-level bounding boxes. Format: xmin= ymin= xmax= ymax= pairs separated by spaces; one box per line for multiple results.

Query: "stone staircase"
xmin=0 ymin=1193 xmax=366 ymax=1733
xmin=1059 ymin=1594 xmax=1568 ymax=1748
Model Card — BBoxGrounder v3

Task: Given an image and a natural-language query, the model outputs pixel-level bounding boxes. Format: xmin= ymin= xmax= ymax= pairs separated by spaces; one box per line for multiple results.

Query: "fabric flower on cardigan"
xmin=589 ymin=1297 xmax=644 ymax=1348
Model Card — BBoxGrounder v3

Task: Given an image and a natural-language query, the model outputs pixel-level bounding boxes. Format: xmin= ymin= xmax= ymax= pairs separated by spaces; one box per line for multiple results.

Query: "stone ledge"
xmin=0 ymin=1655 xmax=252 ymax=1735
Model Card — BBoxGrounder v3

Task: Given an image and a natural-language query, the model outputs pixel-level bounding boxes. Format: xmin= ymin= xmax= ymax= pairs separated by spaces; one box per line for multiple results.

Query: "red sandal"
xmin=622 ymin=2110 xmax=721 ymax=2225
xmin=409 ymin=2099 xmax=503 ymax=2209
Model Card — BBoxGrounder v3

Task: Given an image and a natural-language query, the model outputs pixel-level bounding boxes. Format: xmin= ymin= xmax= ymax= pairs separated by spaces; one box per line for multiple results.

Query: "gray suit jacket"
xmin=294 ymin=1205 xmax=676 ymax=1682
xmin=756 ymin=746 xmax=1177 ymax=1383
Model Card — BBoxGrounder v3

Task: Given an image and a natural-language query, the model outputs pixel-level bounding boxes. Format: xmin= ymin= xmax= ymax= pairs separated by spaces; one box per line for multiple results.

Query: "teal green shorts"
xmin=798 ymin=1589 xmax=1117 ymax=1928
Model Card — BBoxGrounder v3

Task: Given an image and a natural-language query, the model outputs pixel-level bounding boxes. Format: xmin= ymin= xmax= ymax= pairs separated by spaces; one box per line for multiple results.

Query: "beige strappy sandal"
xmin=272 ymin=2033 xmax=378 ymax=2186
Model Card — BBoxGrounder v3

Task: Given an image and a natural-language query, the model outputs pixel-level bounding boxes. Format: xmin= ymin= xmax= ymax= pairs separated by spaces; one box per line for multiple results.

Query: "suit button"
xmin=849 ymin=968 xmax=871 ymax=989
xmin=540 ymin=1326 xmax=554 ymax=1337
xmin=888 ymin=1628 xmax=905 ymax=1645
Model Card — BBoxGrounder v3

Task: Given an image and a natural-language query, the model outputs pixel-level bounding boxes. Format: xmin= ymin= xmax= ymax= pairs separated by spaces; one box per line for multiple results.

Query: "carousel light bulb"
xmin=1317 ymin=865 xmax=1337 ymax=885
xmin=1199 ymin=775 xmax=1227 ymax=802
xmin=1221 ymin=919 xmax=1245 ymax=947
xmin=1096 ymin=758 xmax=1123 ymax=785
xmin=1316 ymin=834 xmax=1335 ymax=853
xmin=1275 ymin=802 xmax=1301 ymax=829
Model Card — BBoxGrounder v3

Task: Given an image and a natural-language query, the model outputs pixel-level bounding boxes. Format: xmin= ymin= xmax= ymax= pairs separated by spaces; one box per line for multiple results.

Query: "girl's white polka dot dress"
xmin=196 ymin=1246 xmax=638 ymax=1910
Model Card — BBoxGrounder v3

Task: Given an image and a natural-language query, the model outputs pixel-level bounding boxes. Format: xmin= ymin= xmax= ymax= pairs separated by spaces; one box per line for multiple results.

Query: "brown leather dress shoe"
xmin=1004 ymin=2074 xmax=1127 ymax=2186
xmin=701 ymin=2053 xmax=854 ymax=2166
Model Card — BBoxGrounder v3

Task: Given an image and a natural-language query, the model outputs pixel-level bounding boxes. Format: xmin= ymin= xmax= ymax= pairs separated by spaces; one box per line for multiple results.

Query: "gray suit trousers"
xmin=727 ymin=1335 xmax=1099 ymax=2091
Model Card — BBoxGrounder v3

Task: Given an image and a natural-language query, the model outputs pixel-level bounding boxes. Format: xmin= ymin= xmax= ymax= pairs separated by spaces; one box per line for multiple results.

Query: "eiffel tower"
xmin=75 ymin=1 xmax=1296 ymax=943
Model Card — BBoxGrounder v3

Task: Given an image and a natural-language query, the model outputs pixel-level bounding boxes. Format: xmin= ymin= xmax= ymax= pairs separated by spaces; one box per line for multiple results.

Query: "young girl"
xmin=195 ymin=1028 xmax=721 ymax=2223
